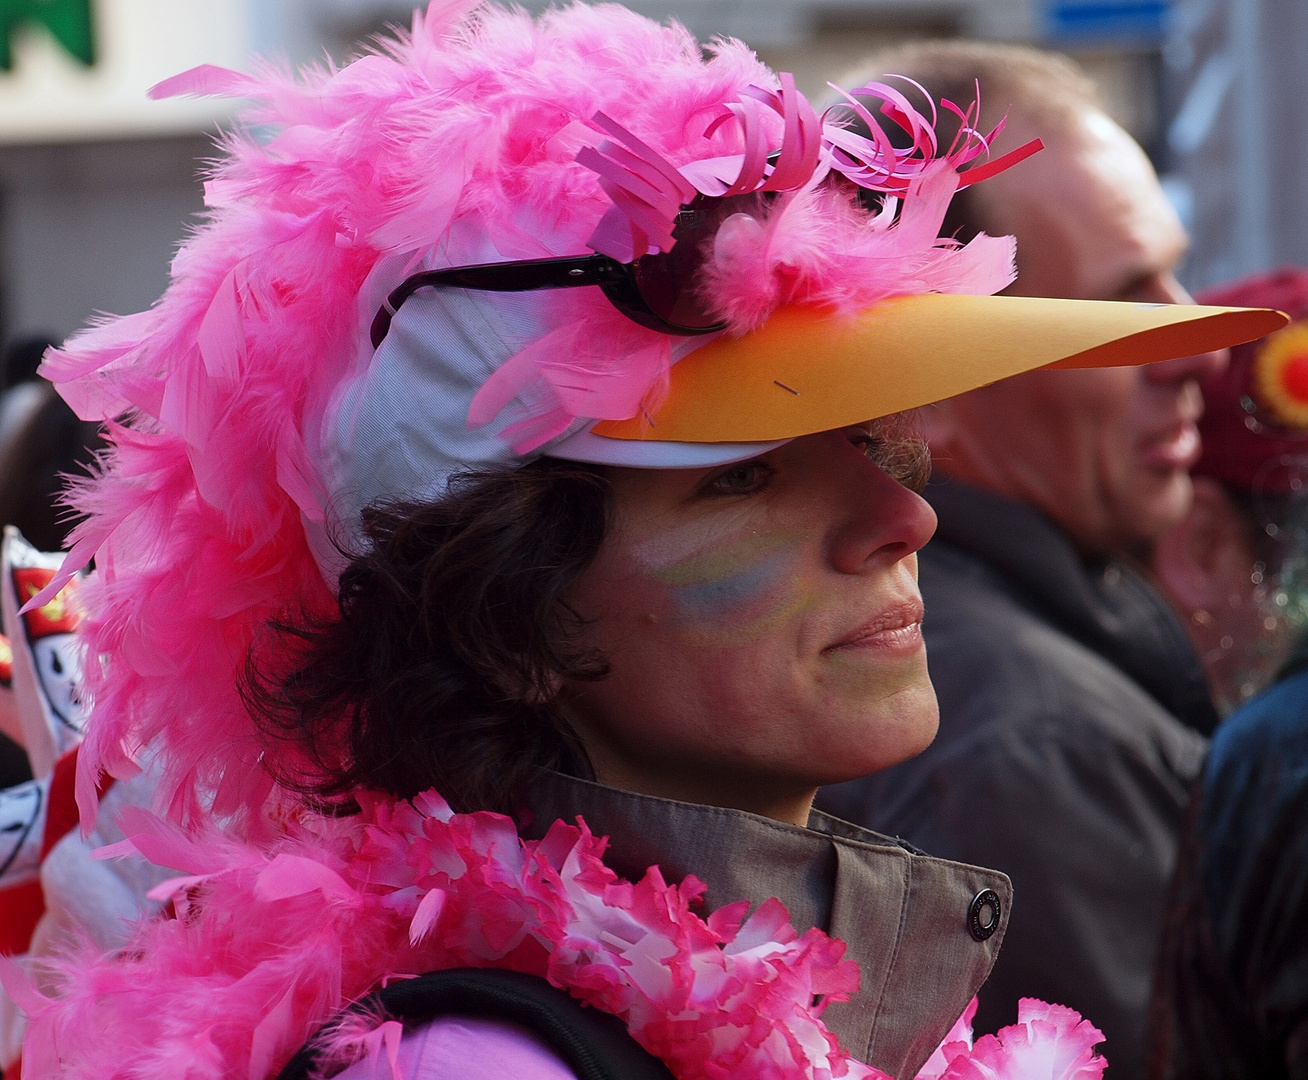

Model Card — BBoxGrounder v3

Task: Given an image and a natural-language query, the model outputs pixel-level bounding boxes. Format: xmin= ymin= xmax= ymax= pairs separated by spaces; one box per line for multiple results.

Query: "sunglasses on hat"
xmin=370 ymin=190 xmax=772 ymax=348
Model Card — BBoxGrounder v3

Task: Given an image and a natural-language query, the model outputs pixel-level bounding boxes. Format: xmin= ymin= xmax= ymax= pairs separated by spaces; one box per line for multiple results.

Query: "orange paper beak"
xmin=591 ymin=295 xmax=1287 ymax=444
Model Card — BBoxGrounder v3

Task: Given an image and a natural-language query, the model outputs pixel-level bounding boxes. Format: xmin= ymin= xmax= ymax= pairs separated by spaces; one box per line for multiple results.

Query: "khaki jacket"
xmin=528 ymin=772 xmax=1011 ymax=1080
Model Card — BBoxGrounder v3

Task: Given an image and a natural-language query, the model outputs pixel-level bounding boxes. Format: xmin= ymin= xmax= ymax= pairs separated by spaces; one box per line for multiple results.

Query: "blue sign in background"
xmin=1043 ymin=0 xmax=1170 ymax=43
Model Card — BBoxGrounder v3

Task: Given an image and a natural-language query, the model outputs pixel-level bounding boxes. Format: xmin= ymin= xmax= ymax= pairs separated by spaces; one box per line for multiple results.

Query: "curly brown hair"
xmin=241 ymin=457 xmax=611 ymax=815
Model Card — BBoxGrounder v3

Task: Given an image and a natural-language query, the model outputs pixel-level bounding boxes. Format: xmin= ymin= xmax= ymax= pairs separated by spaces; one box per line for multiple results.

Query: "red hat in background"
xmin=1196 ymin=267 xmax=1308 ymax=494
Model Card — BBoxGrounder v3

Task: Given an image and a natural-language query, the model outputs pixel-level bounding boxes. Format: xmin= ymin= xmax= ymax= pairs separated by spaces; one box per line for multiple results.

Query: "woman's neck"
xmin=584 ymin=754 xmax=817 ymax=826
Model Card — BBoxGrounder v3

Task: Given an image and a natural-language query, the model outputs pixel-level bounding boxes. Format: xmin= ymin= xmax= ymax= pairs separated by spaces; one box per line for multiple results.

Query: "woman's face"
xmin=561 ymin=423 xmax=940 ymax=824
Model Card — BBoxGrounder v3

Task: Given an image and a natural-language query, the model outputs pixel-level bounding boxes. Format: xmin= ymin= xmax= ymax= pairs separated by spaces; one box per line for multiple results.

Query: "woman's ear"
xmin=1152 ymin=476 xmax=1254 ymax=620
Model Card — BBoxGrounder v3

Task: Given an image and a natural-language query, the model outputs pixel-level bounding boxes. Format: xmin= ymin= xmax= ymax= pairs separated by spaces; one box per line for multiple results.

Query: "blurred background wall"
xmin=0 ymin=0 xmax=1280 ymax=351
xmin=1162 ymin=0 xmax=1308 ymax=293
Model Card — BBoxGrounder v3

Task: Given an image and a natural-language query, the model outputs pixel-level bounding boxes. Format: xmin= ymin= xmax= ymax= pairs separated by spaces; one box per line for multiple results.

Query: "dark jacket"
xmin=1149 ymin=657 xmax=1308 ymax=1079
xmin=818 ymin=479 xmax=1212 ymax=1080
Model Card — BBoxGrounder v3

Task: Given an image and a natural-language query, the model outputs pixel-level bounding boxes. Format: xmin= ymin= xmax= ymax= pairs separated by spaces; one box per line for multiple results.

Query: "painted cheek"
xmin=667 ymin=548 xmax=789 ymax=618
xmin=649 ymin=542 xmax=815 ymax=645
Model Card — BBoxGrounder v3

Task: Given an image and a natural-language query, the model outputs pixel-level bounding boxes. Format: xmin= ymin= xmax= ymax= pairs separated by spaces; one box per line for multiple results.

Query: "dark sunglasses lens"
xmin=631 ymin=192 xmax=768 ymax=330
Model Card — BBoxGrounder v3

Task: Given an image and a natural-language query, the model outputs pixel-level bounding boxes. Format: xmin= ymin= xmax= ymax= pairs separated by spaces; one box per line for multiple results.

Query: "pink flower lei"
xmin=3 ymin=792 xmax=1105 ymax=1080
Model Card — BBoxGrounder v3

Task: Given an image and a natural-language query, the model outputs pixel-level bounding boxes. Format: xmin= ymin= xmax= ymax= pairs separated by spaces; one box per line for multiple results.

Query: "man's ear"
xmin=1152 ymin=476 xmax=1249 ymax=618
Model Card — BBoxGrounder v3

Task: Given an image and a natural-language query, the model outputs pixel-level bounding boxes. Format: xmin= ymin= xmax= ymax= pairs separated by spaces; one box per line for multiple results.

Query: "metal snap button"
xmin=968 ymin=888 xmax=1001 ymax=941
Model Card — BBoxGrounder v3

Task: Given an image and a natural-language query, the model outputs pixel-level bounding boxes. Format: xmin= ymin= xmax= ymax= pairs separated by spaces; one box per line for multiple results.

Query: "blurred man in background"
xmin=1148 ymin=268 xmax=1308 ymax=1079
xmin=818 ymin=42 xmax=1225 ymax=1079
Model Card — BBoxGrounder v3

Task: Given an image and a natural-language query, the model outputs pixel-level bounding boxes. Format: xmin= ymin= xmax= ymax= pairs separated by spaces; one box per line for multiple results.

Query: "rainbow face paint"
xmin=662 ymin=548 xmax=789 ymax=620
xmin=633 ymin=527 xmax=815 ymax=644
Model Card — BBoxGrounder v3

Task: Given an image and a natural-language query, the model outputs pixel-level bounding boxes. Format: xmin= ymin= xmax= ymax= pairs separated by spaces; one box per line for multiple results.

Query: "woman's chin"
xmin=818 ymin=678 xmax=940 ymax=782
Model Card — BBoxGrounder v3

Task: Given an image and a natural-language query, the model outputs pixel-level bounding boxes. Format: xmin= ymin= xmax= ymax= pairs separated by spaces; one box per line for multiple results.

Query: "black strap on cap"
xmin=274 ymin=968 xmax=675 ymax=1080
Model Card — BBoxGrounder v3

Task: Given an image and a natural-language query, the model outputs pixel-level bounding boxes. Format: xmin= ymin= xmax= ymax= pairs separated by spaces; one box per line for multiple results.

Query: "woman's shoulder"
xmin=333 ymin=1016 xmax=580 ymax=1080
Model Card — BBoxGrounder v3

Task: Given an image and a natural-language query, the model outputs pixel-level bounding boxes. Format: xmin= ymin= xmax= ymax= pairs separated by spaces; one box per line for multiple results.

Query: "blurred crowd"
xmin=0 ymin=21 xmax=1306 ymax=1080
xmin=0 ymin=334 xmax=100 ymax=789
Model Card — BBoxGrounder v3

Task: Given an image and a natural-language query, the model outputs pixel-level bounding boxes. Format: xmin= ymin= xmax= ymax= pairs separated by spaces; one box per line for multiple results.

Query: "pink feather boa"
xmin=3 ymin=793 xmax=1105 ymax=1080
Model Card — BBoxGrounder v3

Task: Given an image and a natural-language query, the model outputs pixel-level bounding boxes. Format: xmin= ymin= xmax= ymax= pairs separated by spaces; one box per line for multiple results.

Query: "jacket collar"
xmin=526 ymin=771 xmax=1011 ymax=1080
xmin=924 ymin=477 xmax=1219 ymax=736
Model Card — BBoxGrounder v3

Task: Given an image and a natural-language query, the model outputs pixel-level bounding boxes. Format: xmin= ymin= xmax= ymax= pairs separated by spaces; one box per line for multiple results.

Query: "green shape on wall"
xmin=0 ymin=0 xmax=95 ymax=71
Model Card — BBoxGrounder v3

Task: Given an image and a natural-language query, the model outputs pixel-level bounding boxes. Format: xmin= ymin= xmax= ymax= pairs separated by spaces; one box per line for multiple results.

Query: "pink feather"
xmin=148 ymin=64 xmax=262 ymax=101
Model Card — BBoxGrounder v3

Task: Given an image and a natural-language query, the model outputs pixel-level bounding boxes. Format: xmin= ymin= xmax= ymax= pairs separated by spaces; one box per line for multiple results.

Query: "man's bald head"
xmin=836 ymin=41 xmax=1225 ymax=557
xmin=838 ymin=42 xmax=1101 ymax=244
xmin=840 ymin=40 xmax=1099 ymax=138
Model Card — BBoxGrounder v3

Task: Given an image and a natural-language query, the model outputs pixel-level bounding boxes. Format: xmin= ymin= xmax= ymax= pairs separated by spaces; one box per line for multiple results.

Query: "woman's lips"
xmin=1139 ymin=420 xmax=1202 ymax=472
xmin=826 ymin=600 xmax=925 ymax=655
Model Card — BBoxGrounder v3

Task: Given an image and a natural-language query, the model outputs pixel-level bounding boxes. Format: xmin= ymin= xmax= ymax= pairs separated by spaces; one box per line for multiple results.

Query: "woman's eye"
xmin=850 ymin=434 xmax=880 ymax=458
xmin=704 ymin=461 xmax=772 ymax=496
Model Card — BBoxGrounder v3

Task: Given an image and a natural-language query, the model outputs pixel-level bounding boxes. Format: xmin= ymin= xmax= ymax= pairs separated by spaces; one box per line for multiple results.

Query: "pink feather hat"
xmin=35 ymin=0 xmax=1281 ymax=834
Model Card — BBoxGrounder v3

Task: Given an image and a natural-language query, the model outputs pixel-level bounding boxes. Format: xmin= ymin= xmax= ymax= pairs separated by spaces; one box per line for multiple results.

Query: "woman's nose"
xmin=829 ymin=452 xmax=938 ymax=575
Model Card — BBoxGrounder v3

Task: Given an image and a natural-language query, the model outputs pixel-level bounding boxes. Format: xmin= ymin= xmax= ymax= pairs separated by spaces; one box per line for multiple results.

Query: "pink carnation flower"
xmin=915 ymin=998 xmax=1106 ymax=1080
